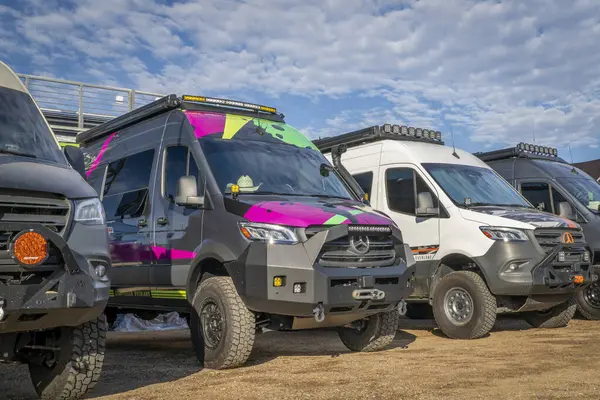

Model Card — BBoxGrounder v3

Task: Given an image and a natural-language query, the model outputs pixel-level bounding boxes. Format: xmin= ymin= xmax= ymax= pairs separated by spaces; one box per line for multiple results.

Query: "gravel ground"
xmin=2 ymin=316 xmax=600 ymax=400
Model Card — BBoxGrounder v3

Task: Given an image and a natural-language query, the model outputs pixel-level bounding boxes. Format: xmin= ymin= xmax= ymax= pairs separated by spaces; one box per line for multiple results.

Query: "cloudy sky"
xmin=1 ymin=0 xmax=600 ymax=161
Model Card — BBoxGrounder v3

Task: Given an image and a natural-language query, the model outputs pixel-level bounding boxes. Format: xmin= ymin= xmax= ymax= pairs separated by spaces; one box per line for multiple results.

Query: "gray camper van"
xmin=0 ymin=61 xmax=111 ymax=399
xmin=77 ymin=94 xmax=415 ymax=370
xmin=478 ymin=143 xmax=600 ymax=320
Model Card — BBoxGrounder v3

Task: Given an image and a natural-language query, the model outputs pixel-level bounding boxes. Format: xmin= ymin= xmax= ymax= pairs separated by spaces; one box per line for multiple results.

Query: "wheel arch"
xmin=429 ymin=252 xmax=491 ymax=301
xmin=186 ymin=240 xmax=237 ymax=301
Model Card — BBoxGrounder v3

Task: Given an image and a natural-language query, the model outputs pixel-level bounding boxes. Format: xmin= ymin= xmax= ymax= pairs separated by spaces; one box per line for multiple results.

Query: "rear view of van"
xmin=78 ymin=95 xmax=416 ymax=369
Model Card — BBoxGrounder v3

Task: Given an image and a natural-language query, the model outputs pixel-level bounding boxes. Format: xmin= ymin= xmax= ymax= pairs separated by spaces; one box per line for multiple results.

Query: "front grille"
xmin=533 ymin=228 xmax=585 ymax=254
xmin=307 ymin=225 xmax=396 ymax=268
xmin=0 ymin=190 xmax=70 ymax=270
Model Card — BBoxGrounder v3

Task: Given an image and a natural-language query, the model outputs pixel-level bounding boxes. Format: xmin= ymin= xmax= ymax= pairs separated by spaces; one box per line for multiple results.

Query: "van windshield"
xmin=556 ymin=176 xmax=600 ymax=213
xmin=200 ymin=138 xmax=353 ymax=200
xmin=0 ymin=87 xmax=67 ymax=165
xmin=422 ymin=163 xmax=532 ymax=208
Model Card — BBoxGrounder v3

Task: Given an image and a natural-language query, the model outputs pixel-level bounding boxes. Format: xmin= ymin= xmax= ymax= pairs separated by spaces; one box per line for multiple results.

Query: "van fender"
xmin=428 ymin=252 xmax=490 ymax=302
xmin=185 ymin=239 xmax=237 ymax=301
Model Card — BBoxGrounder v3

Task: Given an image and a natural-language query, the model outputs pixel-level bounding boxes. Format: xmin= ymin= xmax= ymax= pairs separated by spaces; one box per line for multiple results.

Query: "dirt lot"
xmin=2 ymin=316 xmax=600 ymax=400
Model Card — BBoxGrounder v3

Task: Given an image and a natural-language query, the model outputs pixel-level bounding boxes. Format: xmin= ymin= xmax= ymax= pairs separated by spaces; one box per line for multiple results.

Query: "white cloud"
xmin=2 ymin=0 xmax=600 ymax=152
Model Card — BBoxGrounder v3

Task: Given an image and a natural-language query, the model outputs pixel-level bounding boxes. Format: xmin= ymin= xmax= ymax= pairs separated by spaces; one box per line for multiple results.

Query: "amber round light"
xmin=11 ymin=231 xmax=49 ymax=266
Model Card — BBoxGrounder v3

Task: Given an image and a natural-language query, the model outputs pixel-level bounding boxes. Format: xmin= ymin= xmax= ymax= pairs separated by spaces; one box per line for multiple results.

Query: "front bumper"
xmin=226 ymin=225 xmax=415 ymax=324
xmin=475 ymin=238 xmax=593 ymax=299
xmin=0 ymin=223 xmax=110 ymax=334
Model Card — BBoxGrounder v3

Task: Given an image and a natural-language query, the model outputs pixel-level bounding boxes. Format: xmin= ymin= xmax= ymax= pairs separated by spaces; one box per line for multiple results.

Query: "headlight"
xmin=74 ymin=198 xmax=106 ymax=225
xmin=238 ymin=222 xmax=298 ymax=244
xmin=480 ymin=226 xmax=529 ymax=242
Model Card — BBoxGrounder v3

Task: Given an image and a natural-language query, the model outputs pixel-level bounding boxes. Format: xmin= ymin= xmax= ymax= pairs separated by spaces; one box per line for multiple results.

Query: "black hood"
xmin=466 ymin=206 xmax=579 ymax=229
xmin=0 ymin=158 xmax=97 ymax=198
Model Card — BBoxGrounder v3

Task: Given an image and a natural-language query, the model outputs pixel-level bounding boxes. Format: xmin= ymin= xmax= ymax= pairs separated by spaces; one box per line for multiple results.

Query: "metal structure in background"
xmin=17 ymin=73 xmax=164 ymax=144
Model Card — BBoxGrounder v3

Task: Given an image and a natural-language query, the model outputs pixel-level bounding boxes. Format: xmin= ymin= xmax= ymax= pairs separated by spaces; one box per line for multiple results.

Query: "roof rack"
xmin=313 ymin=123 xmax=444 ymax=153
xmin=76 ymin=94 xmax=180 ymax=144
xmin=475 ymin=142 xmax=567 ymax=163
xmin=77 ymin=94 xmax=282 ymax=145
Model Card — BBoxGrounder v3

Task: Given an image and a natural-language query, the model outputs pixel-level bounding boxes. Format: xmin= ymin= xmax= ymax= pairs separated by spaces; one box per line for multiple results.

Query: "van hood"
xmin=0 ymin=158 xmax=97 ymax=198
xmin=224 ymin=196 xmax=393 ymax=228
xmin=459 ymin=206 xmax=579 ymax=229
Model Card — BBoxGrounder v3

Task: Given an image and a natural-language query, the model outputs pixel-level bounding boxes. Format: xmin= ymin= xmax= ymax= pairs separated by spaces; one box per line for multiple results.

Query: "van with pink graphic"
xmin=77 ymin=95 xmax=416 ymax=369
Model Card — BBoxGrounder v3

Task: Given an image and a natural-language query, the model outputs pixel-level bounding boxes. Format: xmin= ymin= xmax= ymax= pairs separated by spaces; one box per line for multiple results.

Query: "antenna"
xmin=450 ymin=125 xmax=459 ymax=159
xmin=532 ymin=120 xmax=536 ymax=144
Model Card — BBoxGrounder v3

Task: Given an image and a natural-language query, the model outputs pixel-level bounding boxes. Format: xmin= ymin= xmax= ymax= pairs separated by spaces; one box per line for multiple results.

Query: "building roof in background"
xmin=574 ymin=159 xmax=600 ymax=181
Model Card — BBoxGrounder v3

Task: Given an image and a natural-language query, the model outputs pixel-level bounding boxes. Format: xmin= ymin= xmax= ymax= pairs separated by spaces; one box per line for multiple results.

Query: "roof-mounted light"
xmin=378 ymin=124 xmax=443 ymax=142
xmin=382 ymin=123 xmax=392 ymax=133
xmin=516 ymin=142 xmax=558 ymax=157
xmin=182 ymin=95 xmax=277 ymax=114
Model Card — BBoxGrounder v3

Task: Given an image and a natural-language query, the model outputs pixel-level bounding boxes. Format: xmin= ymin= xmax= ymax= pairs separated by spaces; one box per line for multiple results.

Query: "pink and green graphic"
xmin=185 ymin=111 xmax=318 ymax=150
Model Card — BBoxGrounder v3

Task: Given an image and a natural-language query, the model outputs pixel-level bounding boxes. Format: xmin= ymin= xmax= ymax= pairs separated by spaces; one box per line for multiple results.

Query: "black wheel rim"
xmin=583 ymin=282 xmax=600 ymax=309
xmin=200 ymin=300 xmax=223 ymax=349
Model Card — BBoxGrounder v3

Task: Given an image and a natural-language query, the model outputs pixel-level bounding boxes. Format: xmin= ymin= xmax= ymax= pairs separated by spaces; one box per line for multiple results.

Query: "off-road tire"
xmin=432 ymin=271 xmax=497 ymax=339
xmin=190 ymin=276 xmax=255 ymax=369
xmin=405 ymin=302 xmax=434 ymax=319
xmin=522 ymin=296 xmax=577 ymax=328
xmin=337 ymin=310 xmax=399 ymax=352
xmin=29 ymin=315 xmax=107 ymax=400
xmin=575 ymin=282 xmax=600 ymax=320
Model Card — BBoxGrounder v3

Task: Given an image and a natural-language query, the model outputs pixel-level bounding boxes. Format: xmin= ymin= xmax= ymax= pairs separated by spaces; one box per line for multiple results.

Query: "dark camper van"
xmin=478 ymin=143 xmax=600 ymax=319
xmin=0 ymin=61 xmax=111 ymax=400
xmin=77 ymin=94 xmax=416 ymax=369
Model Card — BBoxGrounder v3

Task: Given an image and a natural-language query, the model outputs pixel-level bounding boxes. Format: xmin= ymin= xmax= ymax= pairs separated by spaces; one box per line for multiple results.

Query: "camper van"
xmin=315 ymin=124 xmax=593 ymax=340
xmin=77 ymin=95 xmax=415 ymax=369
xmin=0 ymin=61 xmax=111 ymax=399
xmin=478 ymin=143 xmax=600 ymax=320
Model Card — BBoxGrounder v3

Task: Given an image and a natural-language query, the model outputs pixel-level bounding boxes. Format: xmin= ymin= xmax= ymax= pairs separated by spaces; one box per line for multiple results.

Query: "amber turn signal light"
xmin=573 ymin=275 xmax=584 ymax=284
xmin=10 ymin=231 xmax=49 ymax=266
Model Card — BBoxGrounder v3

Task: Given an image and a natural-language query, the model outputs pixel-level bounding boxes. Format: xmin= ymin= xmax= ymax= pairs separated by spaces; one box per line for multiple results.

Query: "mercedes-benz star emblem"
xmin=349 ymin=236 xmax=370 ymax=254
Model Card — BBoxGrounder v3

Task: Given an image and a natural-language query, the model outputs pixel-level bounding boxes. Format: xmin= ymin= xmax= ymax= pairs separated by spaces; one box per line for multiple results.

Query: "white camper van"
xmin=314 ymin=124 xmax=594 ymax=340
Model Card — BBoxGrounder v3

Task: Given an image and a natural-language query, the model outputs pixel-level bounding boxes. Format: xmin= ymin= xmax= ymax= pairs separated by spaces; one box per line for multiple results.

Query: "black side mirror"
xmin=558 ymin=201 xmax=575 ymax=220
xmin=63 ymin=145 xmax=86 ymax=179
xmin=175 ymin=176 xmax=204 ymax=207
xmin=416 ymin=192 xmax=439 ymax=217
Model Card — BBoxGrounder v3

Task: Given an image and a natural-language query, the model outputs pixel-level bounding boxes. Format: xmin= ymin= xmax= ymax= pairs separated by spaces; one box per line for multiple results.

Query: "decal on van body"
xmin=85 ymin=131 xmax=117 ymax=177
xmin=185 ymin=111 xmax=318 ymax=150
xmin=471 ymin=207 xmax=578 ymax=229
xmin=411 ymin=245 xmax=440 ymax=261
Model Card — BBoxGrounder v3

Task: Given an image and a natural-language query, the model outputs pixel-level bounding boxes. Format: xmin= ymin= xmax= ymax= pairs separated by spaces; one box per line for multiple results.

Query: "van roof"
xmin=76 ymin=94 xmax=285 ymax=145
xmin=0 ymin=61 xmax=27 ymax=93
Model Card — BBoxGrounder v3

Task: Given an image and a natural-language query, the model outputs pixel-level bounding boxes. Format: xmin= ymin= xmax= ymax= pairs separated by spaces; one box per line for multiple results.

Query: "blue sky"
xmin=1 ymin=0 xmax=600 ymax=162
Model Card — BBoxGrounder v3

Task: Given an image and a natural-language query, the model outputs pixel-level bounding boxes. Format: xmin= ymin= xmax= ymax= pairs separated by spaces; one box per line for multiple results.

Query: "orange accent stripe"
xmin=412 ymin=247 xmax=439 ymax=253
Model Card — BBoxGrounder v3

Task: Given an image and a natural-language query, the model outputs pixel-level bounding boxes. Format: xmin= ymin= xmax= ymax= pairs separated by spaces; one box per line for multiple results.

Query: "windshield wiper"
xmin=0 ymin=148 xmax=37 ymax=159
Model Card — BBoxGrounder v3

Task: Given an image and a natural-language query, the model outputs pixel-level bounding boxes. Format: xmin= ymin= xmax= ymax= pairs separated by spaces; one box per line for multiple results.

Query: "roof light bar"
xmin=182 ymin=95 xmax=277 ymax=114
xmin=378 ymin=123 xmax=443 ymax=142
xmin=516 ymin=142 xmax=558 ymax=157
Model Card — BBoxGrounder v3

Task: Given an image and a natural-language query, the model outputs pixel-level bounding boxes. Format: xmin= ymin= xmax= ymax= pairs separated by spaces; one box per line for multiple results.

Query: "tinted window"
xmin=86 ymin=166 xmax=105 ymax=196
xmin=386 ymin=168 xmax=437 ymax=215
xmin=102 ymin=149 xmax=155 ymax=220
xmin=552 ymin=188 xmax=569 ymax=215
xmin=353 ymin=172 xmax=373 ymax=196
xmin=0 ymin=87 xmax=68 ymax=165
xmin=164 ymin=146 xmax=200 ymax=202
xmin=521 ymin=182 xmax=551 ymax=211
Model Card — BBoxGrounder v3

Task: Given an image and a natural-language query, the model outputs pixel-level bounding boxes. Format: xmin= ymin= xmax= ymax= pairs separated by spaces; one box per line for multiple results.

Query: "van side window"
xmin=164 ymin=146 xmax=201 ymax=202
xmin=86 ymin=166 xmax=106 ymax=196
xmin=386 ymin=168 xmax=437 ymax=215
xmin=521 ymin=182 xmax=551 ymax=211
xmin=102 ymin=149 xmax=155 ymax=220
xmin=352 ymin=172 xmax=373 ymax=197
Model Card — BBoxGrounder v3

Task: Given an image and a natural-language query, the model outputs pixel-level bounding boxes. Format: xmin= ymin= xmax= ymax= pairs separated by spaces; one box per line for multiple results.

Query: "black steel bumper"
xmin=0 ymin=223 xmax=110 ymax=334
xmin=225 ymin=225 xmax=415 ymax=319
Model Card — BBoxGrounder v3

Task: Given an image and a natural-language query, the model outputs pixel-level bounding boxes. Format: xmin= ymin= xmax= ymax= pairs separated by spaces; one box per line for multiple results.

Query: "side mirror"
xmin=416 ymin=192 xmax=439 ymax=217
xmin=175 ymin=176 xmax=204 ymax=207
xmin=63 ymin=145 xmax=86 ymax=179
xmin=558 ymin=201 xmax=575 ymax=220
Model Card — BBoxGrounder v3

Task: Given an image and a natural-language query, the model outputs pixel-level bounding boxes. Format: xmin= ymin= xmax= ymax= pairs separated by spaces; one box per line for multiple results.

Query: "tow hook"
xmin=397 ymin=299 xmax=407 ymax=316
xmin=313 ymin=303 xmax=325 ymax=323
xmin=0 ymin=299 xmax=6 ymax=322
xmin=352 ymin=289 xmax=385 ymax=301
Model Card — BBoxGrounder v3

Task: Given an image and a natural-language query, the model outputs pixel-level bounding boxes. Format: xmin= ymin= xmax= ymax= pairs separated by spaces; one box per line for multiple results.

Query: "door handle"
xmin=157 ymin=217 xmax=169 ymax=226
xmin=137 ymin=219 xmax=148 ymax=228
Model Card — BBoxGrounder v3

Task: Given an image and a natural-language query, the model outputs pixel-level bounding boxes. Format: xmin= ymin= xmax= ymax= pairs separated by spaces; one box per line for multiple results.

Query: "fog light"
xmin=94 ymin=264 xmax=107 ymax=278
xmin=573 ymin=275 xmax=584 ymax=284
xmin=583 ymin=252 xmax=590 ymax=262
xmin=293 ymin=282 xmax=306 ymax=294
xmin=558 ymin=251 xmax=566 ymax=263
xmin=273 ymin=276 xmax=286 ymax=287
